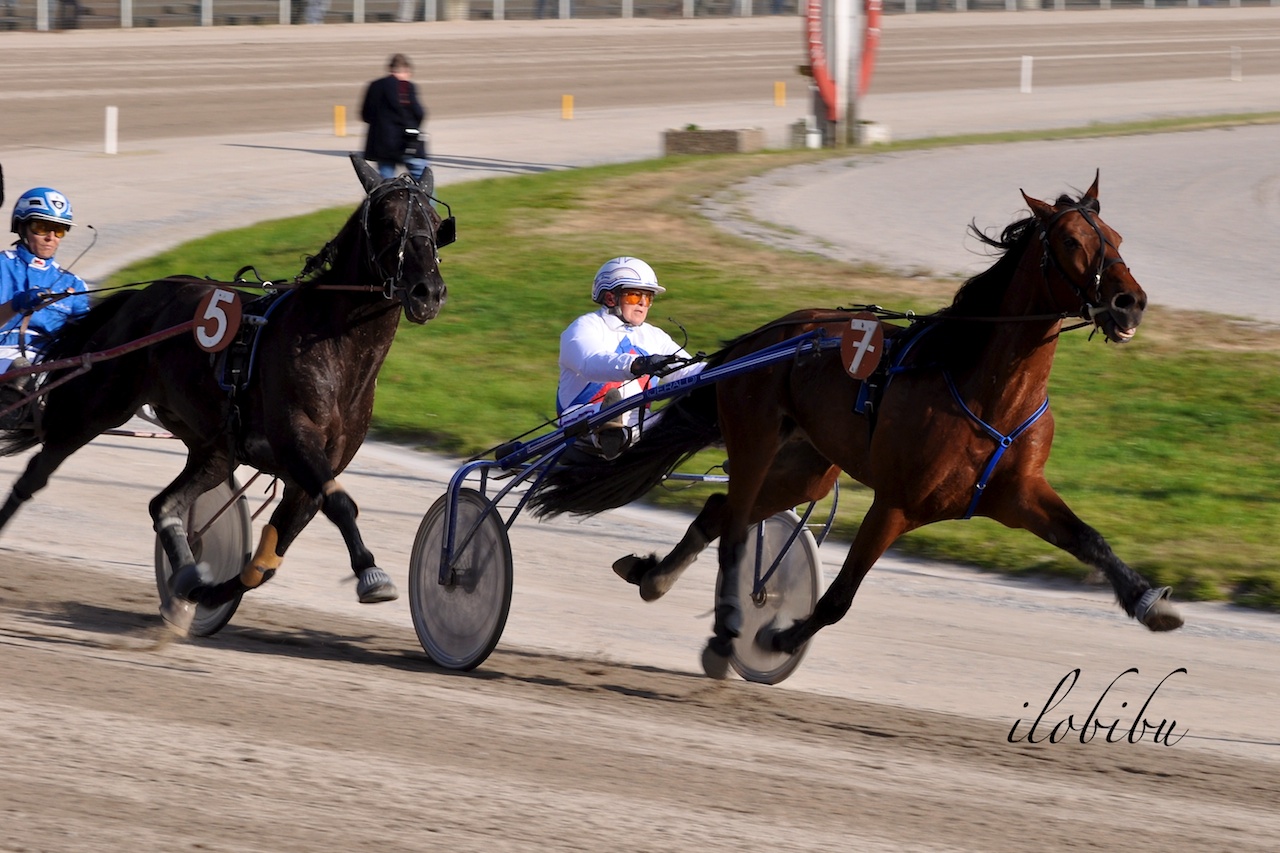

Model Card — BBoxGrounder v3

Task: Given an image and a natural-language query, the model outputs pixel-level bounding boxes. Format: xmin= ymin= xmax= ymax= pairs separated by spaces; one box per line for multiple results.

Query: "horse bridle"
xmin=359 ymin=174 xmax=446 ymax=301
xmin=1035 ymin=202 xmax=1128 ymax=322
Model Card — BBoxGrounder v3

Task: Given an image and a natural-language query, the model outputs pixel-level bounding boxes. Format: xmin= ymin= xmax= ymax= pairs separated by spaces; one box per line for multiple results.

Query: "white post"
xmin=622 ymin=0 xmax=632 ymax=15
xmin=1020 ymin=55 xmax=1032 ymax=94
xmin=121 ymin=0 xmax=133 ymax=27
xmin=1230 ymin=46 xmax=1242 ymax=82
xmin=740 ymin=0 xmax=751 ymax=15
xmin=280 ymin=0 xmax=291 ymax=24
xmin=105 ymin=106 xmax=119 ymax=155
xmin=559 ymin=0 xmax=569 ymax=17
xmin=425 ymin=0 xmax=437 ymax=19
xmin=493 ymin=0 xmax=504 ymax=19
xmin=905 ymin=0 xmax=915 ymax=11
xmin=36 ymin=0 xmax=49 ymax=30
xmin=354 ymin=0 xmax=365 ymax=22
xmin=201 ymin=0 xmax=212 ymax=25
xmin=683 ymin=0 xmax=693 ymax=17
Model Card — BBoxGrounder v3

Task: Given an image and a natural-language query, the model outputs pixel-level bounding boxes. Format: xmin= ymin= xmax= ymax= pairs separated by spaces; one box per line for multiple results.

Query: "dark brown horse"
xmin=531 ymin=173 xmax=1183 ymax=678
xmin=0 ymin=155 xmax=451 ymax=634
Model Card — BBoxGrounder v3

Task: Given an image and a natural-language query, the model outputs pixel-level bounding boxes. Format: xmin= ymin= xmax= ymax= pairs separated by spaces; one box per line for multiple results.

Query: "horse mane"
xmin=919 ymin=191 xmax=1096 ymax=368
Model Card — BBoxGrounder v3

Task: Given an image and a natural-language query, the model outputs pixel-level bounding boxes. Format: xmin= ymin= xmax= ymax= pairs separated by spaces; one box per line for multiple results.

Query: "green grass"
xmin=106 ymin=117 xmax=1280 ymax=611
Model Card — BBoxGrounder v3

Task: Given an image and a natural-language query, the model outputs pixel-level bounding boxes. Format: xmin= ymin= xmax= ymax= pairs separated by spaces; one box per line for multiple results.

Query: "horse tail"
xmin=0 ymin=291 xmax=142 ymax=457
xmin=528 ymin=384 xmax=722 ymax=519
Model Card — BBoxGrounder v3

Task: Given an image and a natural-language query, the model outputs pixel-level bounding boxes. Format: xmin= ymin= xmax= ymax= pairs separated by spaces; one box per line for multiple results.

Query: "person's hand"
xmin=630 ymin=354 xmax=680 ymax=377
xmin=11 ymin=290 xmax=55 ymax=314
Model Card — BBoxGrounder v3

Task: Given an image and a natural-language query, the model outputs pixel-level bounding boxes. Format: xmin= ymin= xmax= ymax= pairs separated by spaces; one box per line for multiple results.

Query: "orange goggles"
xmin=618 ymin=290 xmax=653 ymax=306
xmin=28 ymin=220 xmax=68 ymax=238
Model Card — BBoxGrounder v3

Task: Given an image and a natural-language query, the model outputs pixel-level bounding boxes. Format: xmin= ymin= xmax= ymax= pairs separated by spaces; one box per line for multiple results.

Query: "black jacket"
xmin=361 ymin=75 xmax=427 ymax=162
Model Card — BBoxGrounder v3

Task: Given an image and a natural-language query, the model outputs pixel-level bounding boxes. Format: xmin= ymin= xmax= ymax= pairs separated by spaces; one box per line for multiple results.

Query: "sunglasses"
xmin=28 ymin=220 xmax=68 ymax=238
xmin=618 ymin=291 xmax=653 ymax=306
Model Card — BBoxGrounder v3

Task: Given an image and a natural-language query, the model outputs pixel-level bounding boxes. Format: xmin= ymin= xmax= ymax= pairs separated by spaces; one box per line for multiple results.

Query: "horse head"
xmin=350 ymin=154 xmax=451 ymax=324
xmin=1022 ymin=171 xmax=1146 ymax=343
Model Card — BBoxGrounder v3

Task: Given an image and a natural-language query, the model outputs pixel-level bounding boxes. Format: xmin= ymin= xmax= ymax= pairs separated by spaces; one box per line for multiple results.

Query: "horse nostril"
xmin=1112 ymin=293 xmax=1138 ymax=312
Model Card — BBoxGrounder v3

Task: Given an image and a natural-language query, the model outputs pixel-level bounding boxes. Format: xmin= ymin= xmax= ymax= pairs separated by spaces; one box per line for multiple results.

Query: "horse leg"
xmin=180 ymin=483 xmax=322 ymax=611
xmin=985 ymin=478 xmax=1183 ymax=631
xmin=624 ymin=441 xmax=839 ymax=603
xmin=613 ymin=493 xmax=726 ymax=602
xmin=764 ymin=499 xmax=912 ymax=655
xmin=152 ymin=452 xmax=239 ymax=634
xmin=273 ymin=438 xmax=396 ymax=603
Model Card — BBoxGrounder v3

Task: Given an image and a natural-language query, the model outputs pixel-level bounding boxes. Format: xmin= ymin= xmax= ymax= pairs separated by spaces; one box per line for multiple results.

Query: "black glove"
xmin=11 ymin=290 xmax=55 ymax=314
xmin=630 ymin=354 xmax=679 ymax=377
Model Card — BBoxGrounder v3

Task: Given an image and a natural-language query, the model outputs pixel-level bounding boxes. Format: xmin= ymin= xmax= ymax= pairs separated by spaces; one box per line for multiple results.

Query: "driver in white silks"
xmin=557 ymin=257 xmax=704 ymax=460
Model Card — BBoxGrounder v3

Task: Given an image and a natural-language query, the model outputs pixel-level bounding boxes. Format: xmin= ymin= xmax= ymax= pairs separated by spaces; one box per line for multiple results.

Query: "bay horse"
xmin=0 ymin=155 xmax=451 ymax=635
xmin=530 ymin=173 xmax=1183 ymax=678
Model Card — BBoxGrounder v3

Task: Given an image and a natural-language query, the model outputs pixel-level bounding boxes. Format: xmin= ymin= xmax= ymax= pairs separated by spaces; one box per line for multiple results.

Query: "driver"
xmin=557 ymin=257 xmax=703 ymax=459
xmin=0 ymin=187 xmax=92 ymax=424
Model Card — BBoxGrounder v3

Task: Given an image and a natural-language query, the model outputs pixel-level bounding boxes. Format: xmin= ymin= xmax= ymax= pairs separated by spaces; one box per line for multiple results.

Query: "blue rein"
xmin=943 ymin=371 xmax=1049 ymax=519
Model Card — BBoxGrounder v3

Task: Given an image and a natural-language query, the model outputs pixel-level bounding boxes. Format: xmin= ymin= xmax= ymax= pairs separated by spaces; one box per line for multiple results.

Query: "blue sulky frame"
xmin=411 ymin=328 xmax=847 ymax=679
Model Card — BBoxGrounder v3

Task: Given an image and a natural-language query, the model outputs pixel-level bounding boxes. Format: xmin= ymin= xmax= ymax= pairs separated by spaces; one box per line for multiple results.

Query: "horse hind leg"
xmin=152 ymin=454 xmax=238 ymax=634
xmin=613 ymin=493 xmax=726 ymax=602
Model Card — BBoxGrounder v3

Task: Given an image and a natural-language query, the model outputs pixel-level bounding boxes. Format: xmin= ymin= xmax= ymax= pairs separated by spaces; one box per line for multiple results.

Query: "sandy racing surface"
xmin=3 ymin=12 xmax=1280 ymax=851
xmin=3 ymin=432 xmax=1279 ymax=851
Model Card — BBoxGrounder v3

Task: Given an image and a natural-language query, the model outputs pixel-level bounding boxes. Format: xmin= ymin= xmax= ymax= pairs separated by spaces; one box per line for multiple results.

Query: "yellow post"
xmin=562 ymin=94 xmax=574 ymax=120
xmin=334 ymin=105 xmax=347 ymax=138
xmin=774 ymin=82 xmax=786 ymax=108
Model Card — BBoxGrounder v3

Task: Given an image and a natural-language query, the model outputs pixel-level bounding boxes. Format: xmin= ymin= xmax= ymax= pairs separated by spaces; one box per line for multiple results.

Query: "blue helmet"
xmin=11 ymin=187 xmax=74 ymax=233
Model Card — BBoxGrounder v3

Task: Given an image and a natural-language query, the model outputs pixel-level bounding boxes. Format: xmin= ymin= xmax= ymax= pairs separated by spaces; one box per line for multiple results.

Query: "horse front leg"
xmin=613 ymin=492 xmax=726 ymax=602
xmin=765 ymin=499 xmax=911 ymax=655
xmin=180 ymin=483 xmax=321 ymax=611
xmin=985 ymin=478 xmax=1183 ymax=631
xmin=270 ymin=424 xmax=397 ymax=603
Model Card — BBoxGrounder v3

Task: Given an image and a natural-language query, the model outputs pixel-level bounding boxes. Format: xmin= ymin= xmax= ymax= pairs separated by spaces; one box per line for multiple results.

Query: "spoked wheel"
xmin=409 ymin=488 xmax=513 ymax=671
xmin=728 ymin=509 xmax=822 ymax=685
xmin=153 ymin=477 xmax=253 ymax=637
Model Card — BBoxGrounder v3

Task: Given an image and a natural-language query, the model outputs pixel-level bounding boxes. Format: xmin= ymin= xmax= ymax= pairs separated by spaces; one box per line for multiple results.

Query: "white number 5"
xmin=193 ymin=288 xmax=242 ymax=353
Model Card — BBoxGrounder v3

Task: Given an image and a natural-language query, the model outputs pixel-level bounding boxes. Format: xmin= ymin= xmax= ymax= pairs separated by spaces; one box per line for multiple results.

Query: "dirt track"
xmin=3 ymin=551 xmax=1278 ymax=853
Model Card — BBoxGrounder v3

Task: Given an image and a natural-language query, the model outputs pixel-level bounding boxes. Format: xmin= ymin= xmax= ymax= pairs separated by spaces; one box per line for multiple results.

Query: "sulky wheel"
xmin=153 ymin=477 xmax=252 ymax=637
xmin=409 ymin=488 xmax=513 ymax=671
xmin=729 ymin=509 xmax=822 ymax=685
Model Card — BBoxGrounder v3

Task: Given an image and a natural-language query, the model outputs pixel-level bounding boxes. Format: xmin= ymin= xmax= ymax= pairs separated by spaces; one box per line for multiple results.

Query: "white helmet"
xmin=591 ymin=256 xmax=666 ymax=303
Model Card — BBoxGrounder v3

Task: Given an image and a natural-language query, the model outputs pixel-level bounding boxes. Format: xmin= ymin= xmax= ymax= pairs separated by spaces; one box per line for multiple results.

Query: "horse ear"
xmin=1021 ymin=190 xmax=1054 ymax=221
xmin=350 ymin=154 xmax=382 ymax=195
xmin=1084 ymin=169 xmax=1100 ymax=202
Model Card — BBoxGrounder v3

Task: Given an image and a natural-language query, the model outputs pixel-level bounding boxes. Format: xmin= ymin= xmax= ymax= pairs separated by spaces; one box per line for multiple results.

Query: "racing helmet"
xmin=11 ymin=187 xmax=74 ymax=234
xmin=591 ymin=256 xmax=666 ymax=303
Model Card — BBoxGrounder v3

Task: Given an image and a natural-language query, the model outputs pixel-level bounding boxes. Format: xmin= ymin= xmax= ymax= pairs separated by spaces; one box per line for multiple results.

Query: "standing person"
xmin=0 ymin=187 xmax=91 ymax=426
xmin=361 ymin=53 xmax=428 ymax=183
xmin=557 ymin=257 xmax=702 ymax=459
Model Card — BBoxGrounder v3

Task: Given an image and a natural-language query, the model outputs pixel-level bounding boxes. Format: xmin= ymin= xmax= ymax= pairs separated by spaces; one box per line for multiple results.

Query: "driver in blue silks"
xmin=0 ymin=186 xmax=92 ymax=424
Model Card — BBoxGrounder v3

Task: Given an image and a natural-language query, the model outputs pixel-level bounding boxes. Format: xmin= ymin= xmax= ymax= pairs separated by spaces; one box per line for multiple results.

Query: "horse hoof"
xmin=700 ymin=640 xmax=732 ymax=680
xmin=611 ymin=554 xmax=651 ymax=587
xmin=170 ymin=561 xmax=211 ymax=600
xmin=357 ymin=567 xmax=399 ymax=603
xmin=1136 ymin=587 xmax=1183 ymax=632
xmin=159 ymin=596 xmax=195 ymax=638
xmin=755 ymin=622 xmax=782 ymax=653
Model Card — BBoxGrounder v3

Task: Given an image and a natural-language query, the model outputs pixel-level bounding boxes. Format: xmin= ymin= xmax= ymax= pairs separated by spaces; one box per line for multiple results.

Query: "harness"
xmin=846 ymin=202 xmax=1122 ymax=519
